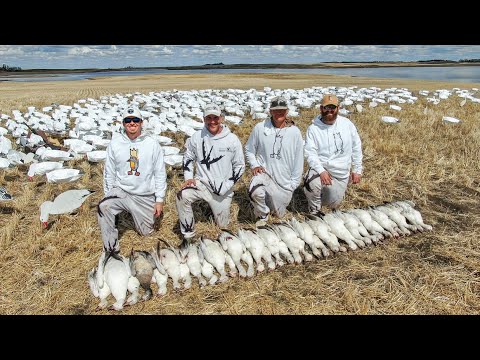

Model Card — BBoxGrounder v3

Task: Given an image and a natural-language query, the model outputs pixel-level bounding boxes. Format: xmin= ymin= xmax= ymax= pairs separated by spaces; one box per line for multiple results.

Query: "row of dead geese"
xmin=88 ymin=200 xmax=433 ymax=310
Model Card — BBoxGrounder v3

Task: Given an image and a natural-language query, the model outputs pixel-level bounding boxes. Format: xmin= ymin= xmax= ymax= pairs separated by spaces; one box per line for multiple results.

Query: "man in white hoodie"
xmin=245 ymin=96 xmax=304 ymax=226
xmin=97 ymin=106 xmax=167 ymax=253
xmin=176 ymin=104 xmax=245 ymax=241
xmin=303 ymin=94 xmax=363 ymax=213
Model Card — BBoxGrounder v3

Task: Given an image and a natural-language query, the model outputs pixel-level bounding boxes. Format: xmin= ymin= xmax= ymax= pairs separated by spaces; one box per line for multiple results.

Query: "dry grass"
xmin=0 ymin=73 xmax=479 ymax=315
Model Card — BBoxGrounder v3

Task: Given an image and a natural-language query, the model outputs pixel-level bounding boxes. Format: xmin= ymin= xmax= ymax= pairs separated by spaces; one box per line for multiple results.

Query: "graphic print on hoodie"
xmin=127 ymin=148 xmax=140 ymax=176
xmin=182 ymin=125 xmax=245 ymax=197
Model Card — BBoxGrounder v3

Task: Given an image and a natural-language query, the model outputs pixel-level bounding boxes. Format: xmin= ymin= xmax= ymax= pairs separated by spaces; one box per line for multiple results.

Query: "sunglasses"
xmin=323 ymin=105 xmax=337 ymax=111
xmin=271 ymin=100 xmax=287 ymax=108
xmin=123 ymin=117 xmax=142 ymax=124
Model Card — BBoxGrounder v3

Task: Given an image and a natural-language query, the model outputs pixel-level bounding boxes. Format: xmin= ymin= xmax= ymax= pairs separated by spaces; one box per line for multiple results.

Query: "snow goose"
xmin=365 ymin=207 xmax=401 ymax=238
xmin=287 ymin=217 xmax=325 ymax=258
xmin=179 ymin=241 xmax=207 ymax=287
xmin=375 ymin=204 xmax=416 ymax=234
xmin=267 ymin=224 xmax=305 ymax=264
xmin=40 ymin=189 xmax=94 ymax=228
xmin=218 ymin=230 xmax=248 ymax=277
xmin=333 ymin=210 xmax=373 ymax=245
xmin=199 ymin=237 xmax=228 ymax=282
xmin=88 ymin=251 xmax=140 ymax=311
xmin=320 ymin=212 xmax=363 ymax=250
xmin=390 ymin=201 xmax=433 ymax=231
xmin=345 ymin=208 xmax=389 ymax=240
xmin=305 ymin=215 xmax=345 ymax=253
xmin=237 ymin=228 xmax=267 ymax=272
xmin=255 ymin=226 xmax=291 ymax=266
xmin=152 ymin=243 xmax=183 ymax=290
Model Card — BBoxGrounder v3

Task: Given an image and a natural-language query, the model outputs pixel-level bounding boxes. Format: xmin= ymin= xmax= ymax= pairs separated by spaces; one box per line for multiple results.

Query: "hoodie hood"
xmin=313 ymin=115 xmax=336 ymax=128
xmin=119 ymin=128 xmax=149 ymax=143
xmin=201 ymin=124 xmax=231 ymax=140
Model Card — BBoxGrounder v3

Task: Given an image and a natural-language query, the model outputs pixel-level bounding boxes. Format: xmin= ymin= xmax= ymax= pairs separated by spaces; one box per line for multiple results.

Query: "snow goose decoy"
xmin=39 ymin=189 xmax=95 ymax=228
xmin=46 ymin=168 xmax=83 ymax=183
xmin=442 ymin=116 xmax=462 ymax=124
xmin=381 ymin=116 xmax=400 ymax=124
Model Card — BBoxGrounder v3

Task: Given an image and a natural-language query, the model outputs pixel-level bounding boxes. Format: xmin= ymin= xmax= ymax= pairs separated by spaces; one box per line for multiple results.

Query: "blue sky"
xmin=1 ymin=45 xmax=480 ymax=70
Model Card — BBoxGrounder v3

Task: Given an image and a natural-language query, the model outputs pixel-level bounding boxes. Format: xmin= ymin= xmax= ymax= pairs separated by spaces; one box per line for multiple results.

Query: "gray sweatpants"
xmin=176 ymin=180 xmax=233 ymax=239
xmin=248 ymin=172 xmax=293 ymax=219
xmin=97 ymin=187 xmax=156 ymax=252
xmin=303 ymin=168 xmax=349 ymax=214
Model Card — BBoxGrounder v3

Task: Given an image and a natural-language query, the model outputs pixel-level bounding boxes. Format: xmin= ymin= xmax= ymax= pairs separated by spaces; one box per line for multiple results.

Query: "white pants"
xmin=248 ymin=172 xmax=293 ymax=219
xmin=175 ymin=181 xmax=233 ymax=239
xmin=97 ymin=187 xmax=156 ymax=252
xmin=303 ymin=168 xmax=349 ymax=214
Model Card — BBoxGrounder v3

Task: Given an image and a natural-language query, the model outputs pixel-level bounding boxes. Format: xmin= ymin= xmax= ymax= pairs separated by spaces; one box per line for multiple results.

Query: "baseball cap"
xmin=321 ymin=94 xmax=339 ymax=107
xmin=270 ymin=96 xmax=288 ymax=110
xmin=122 ymin=107 xmax=143 ymax=120
xmin=203 ymin=104 xmax=221 ymax=117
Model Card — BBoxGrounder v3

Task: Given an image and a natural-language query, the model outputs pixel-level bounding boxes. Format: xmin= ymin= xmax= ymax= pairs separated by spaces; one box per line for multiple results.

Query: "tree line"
xmin=2 ymin=64 xmax=22 ymax=72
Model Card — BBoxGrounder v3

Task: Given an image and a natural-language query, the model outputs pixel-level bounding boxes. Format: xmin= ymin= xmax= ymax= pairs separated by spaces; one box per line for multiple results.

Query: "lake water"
xmin=2 ymin=66 xmax=480 ymax=84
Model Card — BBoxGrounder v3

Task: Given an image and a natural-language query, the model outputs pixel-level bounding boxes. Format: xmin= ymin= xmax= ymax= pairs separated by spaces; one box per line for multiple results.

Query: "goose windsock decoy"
xmin=39 ymin=189 xmax=94 ymax=228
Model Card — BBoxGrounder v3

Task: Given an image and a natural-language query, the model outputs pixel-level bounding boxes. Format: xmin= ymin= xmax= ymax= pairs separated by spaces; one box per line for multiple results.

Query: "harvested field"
xmin=0 ymin=73 xmax=479 ymax=314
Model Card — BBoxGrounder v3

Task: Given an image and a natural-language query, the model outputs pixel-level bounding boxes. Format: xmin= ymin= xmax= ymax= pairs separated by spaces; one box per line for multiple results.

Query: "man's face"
xmin=204 ymin=114 xmax=223 ymax=135
xmin=320 ymin=104 xmax=338 ymax=123
xmin=123 ymin=117 xmax=143 ymax=137
xmin=270 ymin=109 xmax=288 ymax=122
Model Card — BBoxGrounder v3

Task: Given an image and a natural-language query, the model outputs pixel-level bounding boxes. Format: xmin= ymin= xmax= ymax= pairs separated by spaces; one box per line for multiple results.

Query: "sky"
xmin=1 ymin=45 xmax=480 ymax=70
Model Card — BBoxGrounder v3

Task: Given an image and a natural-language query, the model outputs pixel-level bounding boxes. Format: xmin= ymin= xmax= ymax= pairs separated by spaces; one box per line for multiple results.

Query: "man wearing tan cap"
xmin=176 ymin=103 xmax=245 ymax=242
xmin=303 ymin=94 xmax=363 ymax=213
xmin=245 ymin=96 xmax=304 ymax=226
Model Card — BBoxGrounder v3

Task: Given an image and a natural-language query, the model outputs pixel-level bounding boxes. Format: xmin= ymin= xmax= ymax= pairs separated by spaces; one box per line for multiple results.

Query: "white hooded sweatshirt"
xmin=103 ymin=131 xmax=167 ymax=202
xmin=183 ymin=124 xmax=245 ymax=196
xmin=304 ymin=115 xmax=363 ymax=179
xmin=245 ymin=118 xmax=304 ymax=192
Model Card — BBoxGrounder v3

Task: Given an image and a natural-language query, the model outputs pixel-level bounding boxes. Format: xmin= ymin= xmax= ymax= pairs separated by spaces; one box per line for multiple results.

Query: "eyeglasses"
xmin=323 ymin=105 xmax=337 ymax=111
xmin=123 ymin=117 xmax=142 ymax=124
xmin=271 ymin=100 xmax=287 ymax=108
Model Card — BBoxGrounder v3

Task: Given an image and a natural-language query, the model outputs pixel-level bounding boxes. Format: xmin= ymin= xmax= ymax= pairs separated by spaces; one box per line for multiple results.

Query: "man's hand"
xmin=350 ymin=172 xmax=362 ymax=184
xmin=181 ymin=179 xmax=196 ymax=189
xmin=154 ymin=202 xmax=164 ymax=218
xmin=252 ymin=166 xmax=265 ymax=176
xmin=319 ymin=170 xmax=332 ymax=185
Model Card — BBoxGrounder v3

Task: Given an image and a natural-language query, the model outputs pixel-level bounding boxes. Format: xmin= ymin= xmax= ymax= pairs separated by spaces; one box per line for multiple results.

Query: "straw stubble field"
xmin=0 ymin=73 xmax=479 ymax=314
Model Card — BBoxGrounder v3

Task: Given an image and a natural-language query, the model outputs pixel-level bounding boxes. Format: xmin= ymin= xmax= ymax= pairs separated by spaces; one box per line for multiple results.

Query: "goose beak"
xmin=42 ymin=221 xmax=49 ymax=229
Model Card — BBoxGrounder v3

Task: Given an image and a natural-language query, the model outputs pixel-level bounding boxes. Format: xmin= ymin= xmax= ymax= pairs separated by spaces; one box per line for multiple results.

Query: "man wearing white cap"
xmin=176 ymin=103 xmax=245 ymax=241
xmin=97 ymin=106 xmax=167 ymax=253
xmin=303 ymin=94 xmax=363 ymax=213
xmin=245 ymin=96 xmax=304 ymax=226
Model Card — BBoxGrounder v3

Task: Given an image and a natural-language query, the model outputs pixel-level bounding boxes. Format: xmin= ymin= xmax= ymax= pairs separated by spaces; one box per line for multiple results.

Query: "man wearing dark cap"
xmin=245 ymin=96 xmax=304 ymax=226
xmin=98 ymin=106 xmax=167 ymax=253
xmin=303 ymin=94 xmax=363 ymax=213
xmin=176 ymin=103 xmax=245 ymax=242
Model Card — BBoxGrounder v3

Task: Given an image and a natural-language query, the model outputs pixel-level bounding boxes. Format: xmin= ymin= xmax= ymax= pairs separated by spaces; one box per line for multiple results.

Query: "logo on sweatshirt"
xmin=127 ymin=148 xmax=140 ymax=176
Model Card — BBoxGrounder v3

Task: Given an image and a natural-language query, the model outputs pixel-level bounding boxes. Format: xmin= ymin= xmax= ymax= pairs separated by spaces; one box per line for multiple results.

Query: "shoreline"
xmin=1 ymin=61 xmax=480 ymax=78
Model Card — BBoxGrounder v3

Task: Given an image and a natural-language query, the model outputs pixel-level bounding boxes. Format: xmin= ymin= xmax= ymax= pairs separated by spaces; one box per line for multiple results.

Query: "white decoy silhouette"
xmin=40 ymin=189 xmax=94 ymax=228
xmin=381 ymin=116 xmax=400 ymax=124
xmin=442 ymin=116 xmax=462 ymax=124
xmin=46 ymin=168 xmax=82 ymax=183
